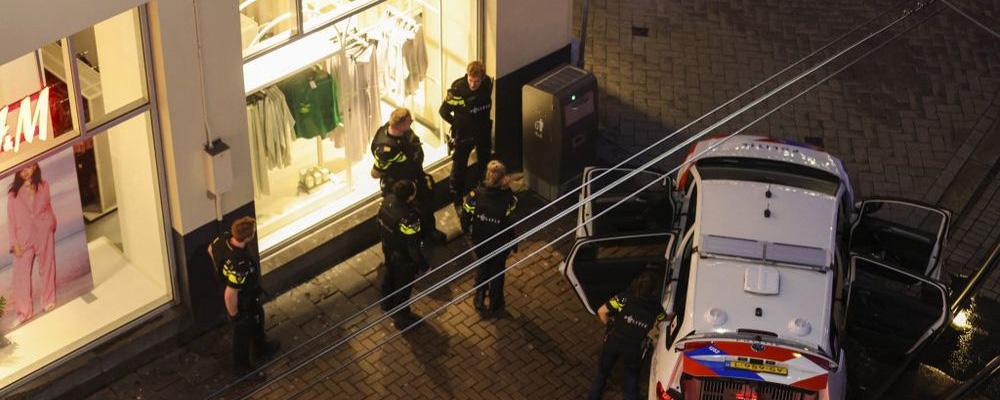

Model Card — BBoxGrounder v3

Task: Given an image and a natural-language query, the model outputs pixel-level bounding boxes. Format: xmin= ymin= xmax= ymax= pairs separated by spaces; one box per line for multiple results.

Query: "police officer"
xmin=208 ymin=216 xmax=280 ymax=379
xmin=377 ymin=180 xmax=428 ymax=329
xmin=440 ymin=61 xmax=493 ymax=208
xmin=461 ymin=160 xmax=517 ymax=317
xmin=371 ymin=107 xmax=447 ymax=244
xmin=587 ymin=269 xmax=665 ymax=400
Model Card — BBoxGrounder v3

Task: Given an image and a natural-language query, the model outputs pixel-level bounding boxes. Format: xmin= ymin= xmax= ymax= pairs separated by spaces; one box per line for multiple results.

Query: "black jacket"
xmin=461 ymin=185 xmax=517 ymax=253
xmin=439 ymin=75 xmax=493 ymax=137
xmin=378 ymin=194 xmax=426 ymax=265
xmin=211 ymin=232 xmax=262 ymax=310
xmin=604 ymin=294 xmax=665 ymax=345
xmin=371 ymin=124 xmax=425 ymax=180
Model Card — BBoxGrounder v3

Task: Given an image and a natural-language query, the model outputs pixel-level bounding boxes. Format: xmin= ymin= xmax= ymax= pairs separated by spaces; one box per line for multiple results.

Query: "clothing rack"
xmin=245 ymin=85 xmax=325 ymax=173
xmin=385 ymin=5 xmax=418 ymax=30
xmin=250 ymin=12 xmax=293 ymax=48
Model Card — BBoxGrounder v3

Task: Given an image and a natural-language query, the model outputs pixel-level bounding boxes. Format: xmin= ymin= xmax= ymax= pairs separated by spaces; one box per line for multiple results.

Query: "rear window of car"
xmin=695 ymin=157 xmax=840 ymax=196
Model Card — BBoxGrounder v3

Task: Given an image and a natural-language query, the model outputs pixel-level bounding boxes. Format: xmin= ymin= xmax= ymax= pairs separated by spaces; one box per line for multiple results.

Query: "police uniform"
xmin=460 ymin=185 xmax=516 ymax=314
xmin=371 ymin=123 xmax=439 ymax=239
xmin=211 ymin=233 xmax=269 ymax=371
xmin=377 ymin=192 xmax=427 ymax=324
xmin=439 ymin=75 xmax=493 ymax=203
xmin=588 ymin=294 xmax=665 ymax=400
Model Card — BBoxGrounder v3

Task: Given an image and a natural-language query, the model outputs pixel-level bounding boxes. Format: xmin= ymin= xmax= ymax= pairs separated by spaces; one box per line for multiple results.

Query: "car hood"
xmin=680 ymin=340 xmax=830 ymax=391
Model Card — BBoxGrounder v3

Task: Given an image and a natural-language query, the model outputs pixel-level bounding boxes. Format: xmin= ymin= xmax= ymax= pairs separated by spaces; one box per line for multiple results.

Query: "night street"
xmin=1 ymin=0 xmax=998 ymax=399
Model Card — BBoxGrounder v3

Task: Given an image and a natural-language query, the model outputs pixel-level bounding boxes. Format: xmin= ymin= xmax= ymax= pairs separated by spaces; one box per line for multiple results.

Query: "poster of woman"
xmin=0 ymin=147 xmax=92 ymax=332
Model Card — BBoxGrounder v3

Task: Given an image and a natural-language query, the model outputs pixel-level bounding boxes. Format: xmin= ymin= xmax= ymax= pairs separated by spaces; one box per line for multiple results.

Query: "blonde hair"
xmin=483 ymin=160 xmax=509 ymax=188
xmin=466 ymin=61 xmax=486 ymax=78
xmin=389 ymin=108 xmax=412 ymax=126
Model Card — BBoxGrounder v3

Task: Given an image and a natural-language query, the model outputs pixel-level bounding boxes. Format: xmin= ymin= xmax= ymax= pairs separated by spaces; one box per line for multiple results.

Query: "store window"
xmin=0 ymin=8 xmax=172 ymax=390
xmin=242 ymin=0 xmax=478 ymax=251
xmin=67 ymin=9 xmax=149 ymax=129
xmin=0 ymin=41 xmax=79 ymax=174
xmin=240 ymin=0 xmax=299 ymax=57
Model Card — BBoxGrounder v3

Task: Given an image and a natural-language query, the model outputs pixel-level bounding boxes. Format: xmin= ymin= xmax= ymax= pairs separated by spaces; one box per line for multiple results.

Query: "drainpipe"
xmin=577 ymin=0 xmax=590 ymax=68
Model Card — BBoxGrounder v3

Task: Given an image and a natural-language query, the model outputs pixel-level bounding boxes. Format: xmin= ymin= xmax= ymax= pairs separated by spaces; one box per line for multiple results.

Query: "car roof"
xmin=695 ymin=179 xmax=839 ymax=268
xmin=688 ymin=255 xmax=834 ymax=353
xmin=689 ymin=136 xmax=848 ymax=181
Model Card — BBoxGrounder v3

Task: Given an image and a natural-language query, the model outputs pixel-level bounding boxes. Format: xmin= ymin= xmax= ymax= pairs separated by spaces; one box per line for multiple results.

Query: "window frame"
xmin=0 ymin=5 xmax=178 ymax=395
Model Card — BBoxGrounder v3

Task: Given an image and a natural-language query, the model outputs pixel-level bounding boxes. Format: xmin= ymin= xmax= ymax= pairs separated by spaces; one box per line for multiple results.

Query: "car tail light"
xmin=734 ymin=387 xmax=759 ymax=400
xmin=682 ymin=341 xmax=711 ymax=351
xmin=656 ymin=382 xmax=682 ymax=400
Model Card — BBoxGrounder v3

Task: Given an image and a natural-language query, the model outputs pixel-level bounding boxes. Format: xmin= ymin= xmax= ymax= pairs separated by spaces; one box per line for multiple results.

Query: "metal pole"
xmin=952 ymin=240 xmax=1000 ymax=315
xmin=578 ymin=0 xmax=590 ymax=68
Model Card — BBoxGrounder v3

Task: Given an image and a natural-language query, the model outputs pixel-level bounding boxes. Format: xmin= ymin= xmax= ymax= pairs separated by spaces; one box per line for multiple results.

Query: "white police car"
xmin=561 ymin=136 xmax=953 ymax=399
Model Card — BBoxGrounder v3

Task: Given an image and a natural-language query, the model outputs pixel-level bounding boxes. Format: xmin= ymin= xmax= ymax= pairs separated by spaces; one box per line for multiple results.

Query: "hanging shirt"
xmin=277 ymin=67 xmax=339 ymax=139
xmin=246 ymin=86 xmax=296 ymax=196
xmin=402 ymin=26 xmax=428 ymax=96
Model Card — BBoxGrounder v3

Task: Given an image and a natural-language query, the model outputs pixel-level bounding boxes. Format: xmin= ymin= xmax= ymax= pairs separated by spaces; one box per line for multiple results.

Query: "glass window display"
xmin=243 ymin=0 xmax=479 ymax=251
xmin=239 ymin=0 xmax=299 ymax=57
xmin=0 ymin=8 xmax=172 ymax=390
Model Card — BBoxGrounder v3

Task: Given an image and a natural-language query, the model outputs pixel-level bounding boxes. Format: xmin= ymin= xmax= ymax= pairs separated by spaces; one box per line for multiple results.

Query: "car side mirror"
xmin=857 ymin=200 xmax=882 ymax=214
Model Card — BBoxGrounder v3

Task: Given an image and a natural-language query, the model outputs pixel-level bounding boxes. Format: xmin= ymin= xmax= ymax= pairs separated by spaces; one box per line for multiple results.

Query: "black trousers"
xmin=381 ymin=257 xmax=418 ymax=317
xmin=450 ymin=130 xmax=492 ymax=202
xmin=474 ymin=248 xmax=509 ymax=311
xmin=587 ymin=339 xmax=643 ymax=400
xmin=232 ymin=297 xmax=267 ymax=370
xmin=381 ymin=173 xmax=438 ymax=235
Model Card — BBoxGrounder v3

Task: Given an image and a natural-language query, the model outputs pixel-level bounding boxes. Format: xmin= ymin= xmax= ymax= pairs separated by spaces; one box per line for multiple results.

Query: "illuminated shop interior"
xmin=240 ymin=0 xmax=479 ymax=251
xmin=0 ymin=8 xmax=172 ymax=389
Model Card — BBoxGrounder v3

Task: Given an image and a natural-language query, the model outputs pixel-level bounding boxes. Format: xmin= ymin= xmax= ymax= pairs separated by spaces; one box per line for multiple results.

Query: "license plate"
xmin=729 ymin=361 xmax=788 ymax=376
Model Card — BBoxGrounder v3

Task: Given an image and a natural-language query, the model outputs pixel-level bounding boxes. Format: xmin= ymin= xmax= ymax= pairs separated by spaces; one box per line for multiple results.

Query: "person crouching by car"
xmin=587 ymin=269 xmax=665 ymax=400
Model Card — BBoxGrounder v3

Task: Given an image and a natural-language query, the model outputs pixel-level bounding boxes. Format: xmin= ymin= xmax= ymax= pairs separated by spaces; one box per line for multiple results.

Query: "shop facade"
xmin=0 ymin=3 xmax=176 ymax=395
xmin=239 ymin=0 xmax=480 ymax=254
xmin=0 ymin=0 xmax=572 ymax=398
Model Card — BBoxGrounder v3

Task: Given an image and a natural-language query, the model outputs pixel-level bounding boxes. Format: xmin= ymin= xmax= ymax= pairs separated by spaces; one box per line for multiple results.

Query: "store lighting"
xmin=951 ymin=309 xmax=971 ymax=330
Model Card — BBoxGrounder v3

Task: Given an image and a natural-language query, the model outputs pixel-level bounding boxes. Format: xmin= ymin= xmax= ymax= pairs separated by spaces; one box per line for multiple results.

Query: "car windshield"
xmin=695 ymin=157 xmax=841 ymax=196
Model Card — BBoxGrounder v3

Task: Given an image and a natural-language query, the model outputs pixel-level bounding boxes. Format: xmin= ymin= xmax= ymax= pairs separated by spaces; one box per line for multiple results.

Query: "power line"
xmin=284 ymin=11 xmax=947 ymax=391
xmin=210 ymin=0 xmax=922 ymax=397
xmin=281 ymin=3 xmax=947 ymax=398
xmin=941 ymin=0 xmax=1000 ymax=40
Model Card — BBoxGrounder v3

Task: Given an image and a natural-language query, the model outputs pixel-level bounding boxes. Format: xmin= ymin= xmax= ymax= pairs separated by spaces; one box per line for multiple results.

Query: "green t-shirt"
xmin=277 ymin=67 xmax=342 ymax=139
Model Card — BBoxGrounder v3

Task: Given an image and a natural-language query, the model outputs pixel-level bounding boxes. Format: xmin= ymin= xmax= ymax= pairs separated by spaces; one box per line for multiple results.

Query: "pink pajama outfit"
xmin=8 ymin=181 xmax=57 ymax=321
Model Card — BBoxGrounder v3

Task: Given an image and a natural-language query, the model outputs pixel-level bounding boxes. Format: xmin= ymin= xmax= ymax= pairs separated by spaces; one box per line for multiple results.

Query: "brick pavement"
xmin=574 ymin=0 xmax=1000 ymax=298
xmin=89 ymin=1 xmax=1000 ymax=399
xmin=88 ymin=195 xmax=633 ymax=400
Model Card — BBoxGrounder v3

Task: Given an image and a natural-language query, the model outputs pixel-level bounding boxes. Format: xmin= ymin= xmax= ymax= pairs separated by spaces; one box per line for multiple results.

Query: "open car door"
xmin=560 ymin=232 xmax=675 ymax=314
xmin=846 ymin=255 xmax=949 ymax=358
xmin=577 ymin=167 xmax=676 ymax=240
xmin=849 ymin=198 xmax=951 ymax=280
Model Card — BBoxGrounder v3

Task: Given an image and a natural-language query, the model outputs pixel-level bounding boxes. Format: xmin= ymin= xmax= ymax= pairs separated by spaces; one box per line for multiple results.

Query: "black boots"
xmin=474 ymin=290 xmax=486 ymax=313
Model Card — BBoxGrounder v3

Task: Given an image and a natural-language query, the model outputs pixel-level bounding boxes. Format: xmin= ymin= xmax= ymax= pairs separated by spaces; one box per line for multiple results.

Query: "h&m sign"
xmin=0 ymin=87 xmax=52 ymax=154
